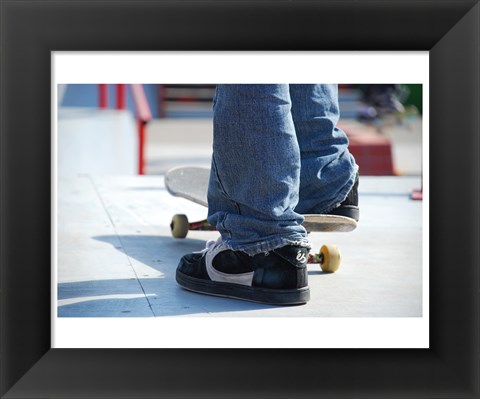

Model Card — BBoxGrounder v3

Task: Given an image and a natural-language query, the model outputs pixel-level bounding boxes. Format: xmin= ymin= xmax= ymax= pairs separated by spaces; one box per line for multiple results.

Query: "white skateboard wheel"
xmin=319 ymin=244 xmax=341 ymax=273
xmin=171 ymin=214 xmax=189 ymax=238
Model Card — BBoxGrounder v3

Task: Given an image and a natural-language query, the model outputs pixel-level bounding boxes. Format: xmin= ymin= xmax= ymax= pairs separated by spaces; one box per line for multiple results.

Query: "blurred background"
xmin=57 ymin=84 xmax=423 ymax=178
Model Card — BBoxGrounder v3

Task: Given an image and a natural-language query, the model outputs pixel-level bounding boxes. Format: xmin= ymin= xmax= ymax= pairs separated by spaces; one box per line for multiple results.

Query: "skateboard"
xmin=165 ymin=166 xmax=357 ymax=272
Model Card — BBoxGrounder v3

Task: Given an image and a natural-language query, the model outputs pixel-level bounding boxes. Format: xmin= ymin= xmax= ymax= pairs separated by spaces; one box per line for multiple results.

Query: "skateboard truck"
xmin=170 ymin=214 xmax=216 ymax=238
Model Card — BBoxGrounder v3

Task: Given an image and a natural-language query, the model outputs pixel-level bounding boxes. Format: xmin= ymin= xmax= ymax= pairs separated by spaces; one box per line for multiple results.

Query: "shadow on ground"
xmin=58 ymin=235 xmax=293 ymax=317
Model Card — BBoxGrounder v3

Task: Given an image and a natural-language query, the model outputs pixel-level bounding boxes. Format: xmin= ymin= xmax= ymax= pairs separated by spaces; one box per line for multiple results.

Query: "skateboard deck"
xmin=165 ymin=166 xmax=357 ymax=233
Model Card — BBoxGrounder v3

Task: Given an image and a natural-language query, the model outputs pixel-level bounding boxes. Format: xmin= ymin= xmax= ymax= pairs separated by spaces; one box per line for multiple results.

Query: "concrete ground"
xmin=57 ymin=174 xmax=423 ymax=318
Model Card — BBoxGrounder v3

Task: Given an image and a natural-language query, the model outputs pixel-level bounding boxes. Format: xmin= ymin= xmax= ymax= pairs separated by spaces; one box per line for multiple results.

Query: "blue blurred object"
xmin=60 ymin=84 xmax=160 ymax=118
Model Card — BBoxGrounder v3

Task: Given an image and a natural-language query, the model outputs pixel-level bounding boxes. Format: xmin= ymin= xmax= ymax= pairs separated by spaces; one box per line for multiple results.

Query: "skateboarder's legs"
xmin=207 ymin=84 xmax=358 ymax=255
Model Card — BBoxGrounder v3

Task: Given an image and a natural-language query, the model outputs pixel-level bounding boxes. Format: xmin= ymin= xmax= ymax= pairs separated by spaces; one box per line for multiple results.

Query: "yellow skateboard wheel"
xmin=319 ymin=244 xmax=341 ymax=273
xmin=171 ymin=214 xmax=189 ymax=238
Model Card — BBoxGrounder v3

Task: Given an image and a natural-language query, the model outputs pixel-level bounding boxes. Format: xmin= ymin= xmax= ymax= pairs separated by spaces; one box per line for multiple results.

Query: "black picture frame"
xmin=1 ymin=0 xmax=479 ymax=397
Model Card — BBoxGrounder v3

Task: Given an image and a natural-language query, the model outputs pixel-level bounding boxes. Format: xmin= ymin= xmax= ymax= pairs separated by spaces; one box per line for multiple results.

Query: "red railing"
xmin=99 ymin=84 xmax=109 ymax=109
xmin=129 ymin=84 xmax=152 ymax=175
xmin=97 ymin=84 xmax=152 ymax=175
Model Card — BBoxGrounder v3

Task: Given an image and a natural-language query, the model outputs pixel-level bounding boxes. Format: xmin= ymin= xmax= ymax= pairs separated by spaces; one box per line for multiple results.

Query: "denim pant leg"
xmin=207 ymin=84 xmax=309 ymax=256
xmin=289 ymin=84 xmax=358 ymax=214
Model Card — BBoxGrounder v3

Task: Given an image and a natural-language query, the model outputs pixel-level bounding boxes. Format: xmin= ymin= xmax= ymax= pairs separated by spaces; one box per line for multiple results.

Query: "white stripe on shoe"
xmin=204 ymin=239 xmax=254 ymax=286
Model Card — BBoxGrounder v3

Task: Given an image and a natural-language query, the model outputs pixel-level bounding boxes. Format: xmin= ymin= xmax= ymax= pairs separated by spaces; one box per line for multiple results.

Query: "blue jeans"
xmin=207 ymin=84 xmax=358 ymax=256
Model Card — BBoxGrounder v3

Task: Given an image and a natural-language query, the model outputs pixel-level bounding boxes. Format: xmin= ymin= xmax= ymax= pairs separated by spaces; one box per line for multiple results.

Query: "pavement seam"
xmin=87 ymin=175 xmax=157 ymax=317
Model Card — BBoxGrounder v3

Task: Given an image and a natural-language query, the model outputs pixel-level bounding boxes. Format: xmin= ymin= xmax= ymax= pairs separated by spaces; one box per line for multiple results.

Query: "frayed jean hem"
xmin=221 ymin=235 xmax=311 ymax=257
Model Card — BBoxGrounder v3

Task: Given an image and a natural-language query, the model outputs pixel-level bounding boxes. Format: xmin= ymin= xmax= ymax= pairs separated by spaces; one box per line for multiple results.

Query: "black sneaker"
xmin=176 ymin=239 xmax=310 ymax=305
xmin=326 ymin=173 xmax=359 ymax=222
